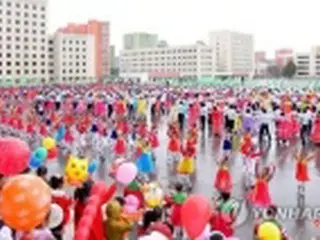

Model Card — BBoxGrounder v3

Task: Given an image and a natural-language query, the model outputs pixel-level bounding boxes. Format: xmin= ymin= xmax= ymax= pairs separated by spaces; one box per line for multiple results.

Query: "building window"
xmin=40 ymin=30 xmax=45 ymax=35
xmin=15 ymin=28 xmax=20 ymax=33
xmin=6 ymin=70 xmax=11 ymax=75
xmin=32 ymin=46 xmax=37 ymax=50
xmin=16 ymin=12 xmax=20 ymax=17
xmin=32 ymin=22 xmax=37 ymax=26
xmin=32 ymin=5 xmax=37 ymax=10
xmin=15 ymin=62 xmax=20 ymax=66
xmin=16 ymin=53 xmax=20 ymax=58
xmin=32 ymin=54 xmax=36 ymax=58
xmin=41 ymin=6 xmax=45 ymax=11
xmin=25 ymin=70 xmax=29 ymax=74
xmin=24 ymin=20 xmax=29 ymax=25
xmin=24 ymin=61 xmax=29 ymax=66
xmin=41 ymin=69 xmax=45 ymax=74
xmin=16 ymin=70 xmax=20 ymax=75
xmin=15 ymin=36 xmax=20 ymax=41
xmin=24 ymin=46 xmax=29 ymax=50
xmin=25 ymin=29 xmax=29 ymax=34
xmin=41 ymin=14 xmax=45 ymax=19
xmin=16 ymin=45 xmax=20 ymax=50
xmin=6 ymin=53 xmax=11 ymax=58
xmin=6 ymin=27 xmax=11 ymax=32
xmin=32 ymin=14 xmax=37 ymax=18
xmin=32 ymin=70 xmax=37 ymax=74
xmin=6 ymin=2 xmax=11 ymax=7
xmin=32 ymin=30 xmax=37 ymax=34
xmin=6 ymin=36 xmax=11 ymax=41
xmin=32 ymin=62 xmax=37 ymax=66
xmin=6 ymin=62 xmax=11 ymax=66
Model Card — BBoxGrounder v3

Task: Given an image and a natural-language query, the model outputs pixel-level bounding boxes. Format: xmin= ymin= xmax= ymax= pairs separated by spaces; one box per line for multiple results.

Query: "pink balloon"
xmin=0 ymin=137 xmax=30 ymax=176
xmin=116 ymin=162 xmax=138 ymax=184
xmin=124 ymin=195 xmax=139 ymax=213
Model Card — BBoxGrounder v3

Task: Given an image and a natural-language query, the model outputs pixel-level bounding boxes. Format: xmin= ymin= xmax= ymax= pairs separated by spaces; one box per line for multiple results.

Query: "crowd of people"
xmin=0 ymin=82 xmax=319 ymax=239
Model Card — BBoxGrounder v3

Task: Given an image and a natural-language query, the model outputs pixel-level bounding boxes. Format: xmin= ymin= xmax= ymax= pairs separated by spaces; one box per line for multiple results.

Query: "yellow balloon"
xmin=142 ymin=182 xmax=163 ymax=208
xmin=257 ymin=222 xmax=281 ymax=240
xmin=42 ymin=137 xmax=56 ymax=150
xmin=65 ymin=156 xmax=88 ymax=185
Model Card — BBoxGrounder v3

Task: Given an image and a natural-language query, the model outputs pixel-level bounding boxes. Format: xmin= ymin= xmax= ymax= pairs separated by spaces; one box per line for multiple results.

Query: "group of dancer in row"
xmin=0 ymin=83 xmax=319 ymax=239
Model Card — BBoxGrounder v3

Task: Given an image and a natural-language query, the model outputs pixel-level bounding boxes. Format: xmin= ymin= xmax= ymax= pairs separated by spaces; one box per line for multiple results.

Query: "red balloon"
xmin=0 ymin=137 xmax=30 ymax=176
xmin=181 ymin=195 xmax=211 ymax=239
xmin=47 ymin=147 xmax=58 ymax=160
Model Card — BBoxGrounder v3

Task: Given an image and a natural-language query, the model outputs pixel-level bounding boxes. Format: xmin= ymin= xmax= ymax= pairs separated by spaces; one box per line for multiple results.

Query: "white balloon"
xmin=47 ymin=203 xmax=63 ymax=229
xmin=0 ymin=226 xmax=13 ymax=240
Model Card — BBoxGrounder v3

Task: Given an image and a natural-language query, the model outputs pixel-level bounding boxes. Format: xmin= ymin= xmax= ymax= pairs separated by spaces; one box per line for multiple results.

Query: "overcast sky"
xmin=49 ymin=0 xmax=320 ymax=57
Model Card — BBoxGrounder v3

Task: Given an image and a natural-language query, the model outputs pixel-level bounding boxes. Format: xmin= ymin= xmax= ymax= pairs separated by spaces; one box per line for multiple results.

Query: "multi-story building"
xmin=109 ymin=45 xmax=116 ymax=69
xmin=51 ymin=32 xmax=96 ymax=82
xmin=119 ymin=42 xmax=215 ymax=80
xmin=123 ymin=32 xmax=159 ymax=50
xmin=209 ymin=30 xmax=254 ymax=76
xmin=0 ymin=0 xmax=48 ymax=83
xmin=275 ymin=48 xmax=293 ymax=69
xmin=295 ymin=46 xmax=320 ymax=77
xmin=58 ymin=20 xmax=110 ymax=81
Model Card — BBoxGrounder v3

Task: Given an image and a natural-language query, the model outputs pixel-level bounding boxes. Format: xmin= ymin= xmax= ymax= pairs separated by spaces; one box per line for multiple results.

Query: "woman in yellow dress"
xmin=177 ymin=142 xmax=195 ymax=175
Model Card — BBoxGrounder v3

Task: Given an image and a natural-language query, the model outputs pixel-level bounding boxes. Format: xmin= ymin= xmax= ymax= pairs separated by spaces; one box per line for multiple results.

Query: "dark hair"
xmin=266 ymin=205 xmax=278 ymax=217
xmin=36 ymin=166 xmax=48 ymax=177
xmin=175 ymin=182 xmax=183 ymax=192
xmin=210 ymin=232 xmax=225 ymax=240
xmin=115 ymin=196 xmax=125 ymax=206
xmin=220 ymin=191 xmax=230 ymax=202
xmin=49 ymin=176 xmax=64 ymax=190
xmin=142 ymin=211 xmax=157 ymax=230
xmin=74 ymin=180 xmax=93 ymax=203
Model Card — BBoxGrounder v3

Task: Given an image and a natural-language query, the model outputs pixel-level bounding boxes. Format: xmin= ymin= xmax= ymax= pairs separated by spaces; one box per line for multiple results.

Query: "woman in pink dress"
xmin=276 ymin=113 xmax=291 ymax=145
xmin=211 ymin=106 xmax=223 ymax=136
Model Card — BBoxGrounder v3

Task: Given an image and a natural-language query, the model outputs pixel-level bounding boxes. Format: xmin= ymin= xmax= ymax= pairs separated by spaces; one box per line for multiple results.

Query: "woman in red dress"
xmin=295 ymin=151 xmax=313 ymax=186
xmin=247 ymin=164 xmax=276 ymax=208
xmin=214 ymin=157 xmax=232 ymax=193
xmin=211 ymin=106 xmax=223 ymax=137
xmin=165 ymin=183 xmax=187 ymax=237
xmin=167 ymin=132 xmax=180 ymax=164
xmin=113 ymin=133 xmax=127 ymax=157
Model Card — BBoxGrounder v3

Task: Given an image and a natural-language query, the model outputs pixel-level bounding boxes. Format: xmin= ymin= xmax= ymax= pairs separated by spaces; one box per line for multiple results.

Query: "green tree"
xmin=282 ymin=60 xmax=297 ymax=78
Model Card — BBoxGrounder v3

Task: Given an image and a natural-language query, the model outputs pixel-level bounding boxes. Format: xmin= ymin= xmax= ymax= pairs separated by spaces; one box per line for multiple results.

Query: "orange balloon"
xmin=0 ymin=174 xmax=51 ymax=231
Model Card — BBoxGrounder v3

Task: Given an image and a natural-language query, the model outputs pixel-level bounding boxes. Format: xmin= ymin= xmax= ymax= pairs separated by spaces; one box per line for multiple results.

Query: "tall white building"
xmin=0 ymin=0 xmax=48 ymax=83
xmin=51 ymin=32 xmax=96 ymax=82
xmin=123 ymin=32 xmax=159 ymax=50
xmin=209 ymin=30 xmax=254 ymax=76
xmin=119 ymin=42 xmax=216 ymax=80
xmin=295 ymin=46 xmax=320 ymax=77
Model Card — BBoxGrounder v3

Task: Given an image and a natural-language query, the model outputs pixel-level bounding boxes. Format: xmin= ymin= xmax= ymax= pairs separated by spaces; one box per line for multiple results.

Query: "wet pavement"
xmin=47 ymin=117 xmax=320 ymax=240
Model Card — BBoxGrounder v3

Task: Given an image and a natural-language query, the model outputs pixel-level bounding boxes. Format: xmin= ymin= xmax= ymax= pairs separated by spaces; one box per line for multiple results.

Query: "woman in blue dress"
xmin=136 ymin=139 xmax=154 ymax=177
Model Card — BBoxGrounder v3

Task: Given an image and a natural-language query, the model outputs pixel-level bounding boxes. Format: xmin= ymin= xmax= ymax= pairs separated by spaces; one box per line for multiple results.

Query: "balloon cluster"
xmin=29 ymin=137 xmax=57 ymax=168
